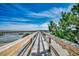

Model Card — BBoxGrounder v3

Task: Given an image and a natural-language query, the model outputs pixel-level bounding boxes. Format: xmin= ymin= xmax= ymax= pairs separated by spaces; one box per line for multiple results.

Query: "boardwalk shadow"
xmin=31 ymin=49 xmax=49 ymax=56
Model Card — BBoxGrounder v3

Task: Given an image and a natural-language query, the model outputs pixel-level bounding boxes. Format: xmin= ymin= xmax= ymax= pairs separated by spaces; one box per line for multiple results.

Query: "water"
xmin=0 ymin=33 xmax=23 ymax=43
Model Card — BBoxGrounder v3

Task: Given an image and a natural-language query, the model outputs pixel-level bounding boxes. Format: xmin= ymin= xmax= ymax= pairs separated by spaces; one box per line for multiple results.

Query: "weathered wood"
xmin=0 ymin=32 xmax=37 ymax=56
xmin=51 ymin=36 xmax=79 ymax=56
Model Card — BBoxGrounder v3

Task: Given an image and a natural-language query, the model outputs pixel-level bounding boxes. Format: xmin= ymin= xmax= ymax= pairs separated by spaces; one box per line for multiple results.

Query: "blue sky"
xmin=0 ymin=3 xmax=74 ymax=30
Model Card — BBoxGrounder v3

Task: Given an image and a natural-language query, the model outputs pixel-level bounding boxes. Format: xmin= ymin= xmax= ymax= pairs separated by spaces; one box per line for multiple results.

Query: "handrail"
xmin=16 ymin=32 xmax=37 ymax=56
xmin=44 ymin=32 xmax=79 ymax=56
xmin=0 ymin=32 xmax=37 ymax=56
xmin=55 ymin=40 xmax=79 ymax=56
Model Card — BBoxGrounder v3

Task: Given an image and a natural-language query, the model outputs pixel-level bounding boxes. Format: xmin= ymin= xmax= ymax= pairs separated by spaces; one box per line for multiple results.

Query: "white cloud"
xmin=0 ymin=4 xmax=74 ymax=31
xmin=1 ymin=17 xmax=31 ymax=22
xmin=40 ymin=22 xmax=48 ymax=29
xmin=0 ymin=23 xmax=48 ymax=30
xmin=50 ymin=8 xmax=65 ymax=14
xmin=28 ymin=11 xmax=55 ymax=18
xmin=28 ymin=7 xmax=64 ymax=18
xmin=0 ymin=24 xmax=37 ymax=30
xmin=11 ymin=4 xmax=32 ymax=13
xmin=12 ymin=18 xmax=31 ymax=21
xmin=28 ymin=4 xmax=74 ymax=19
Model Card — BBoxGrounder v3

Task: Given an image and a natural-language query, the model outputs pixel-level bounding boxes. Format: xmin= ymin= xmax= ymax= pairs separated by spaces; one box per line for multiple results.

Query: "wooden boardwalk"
xmin=0 ymin=31 xmax=79 ymax=56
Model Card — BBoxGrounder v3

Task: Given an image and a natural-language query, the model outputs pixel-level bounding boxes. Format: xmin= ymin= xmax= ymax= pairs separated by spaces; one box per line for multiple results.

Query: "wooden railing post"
xmin=48 ymin=37 xmax=51 ymax=56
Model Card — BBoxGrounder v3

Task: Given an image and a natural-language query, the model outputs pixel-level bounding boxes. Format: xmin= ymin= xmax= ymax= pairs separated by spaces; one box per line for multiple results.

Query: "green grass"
xmin=22 ymin=32 xmax=32 ymax=38
xmin=0 ymin=32 xmax=4 ymax=36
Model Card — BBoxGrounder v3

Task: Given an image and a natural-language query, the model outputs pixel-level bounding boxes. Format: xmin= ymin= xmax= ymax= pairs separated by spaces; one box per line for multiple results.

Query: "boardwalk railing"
xmin=55 ymin=38 xmax=79 ymax=56
xmin=0 ymin=32 xmax=37 ymax=56
xmin=44 ymin=32 xmax=79 ymax=56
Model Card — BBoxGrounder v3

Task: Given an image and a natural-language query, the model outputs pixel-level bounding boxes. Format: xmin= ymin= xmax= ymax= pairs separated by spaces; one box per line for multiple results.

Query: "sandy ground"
xmin=0 ymin=43 xmax=9 ymax=47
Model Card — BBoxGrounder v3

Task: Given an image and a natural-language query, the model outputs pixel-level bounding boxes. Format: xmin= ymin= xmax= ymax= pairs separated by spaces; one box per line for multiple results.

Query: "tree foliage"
xmin=48 ymin=4 xmax=79 ymax=43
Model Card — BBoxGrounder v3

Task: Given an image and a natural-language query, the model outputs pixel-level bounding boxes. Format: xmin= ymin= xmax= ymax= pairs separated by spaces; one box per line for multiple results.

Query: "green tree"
xmin=48 ymin=4 xmax=79 ymax=43
xmin=71 ymin=4 xmax=79 ymax=42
